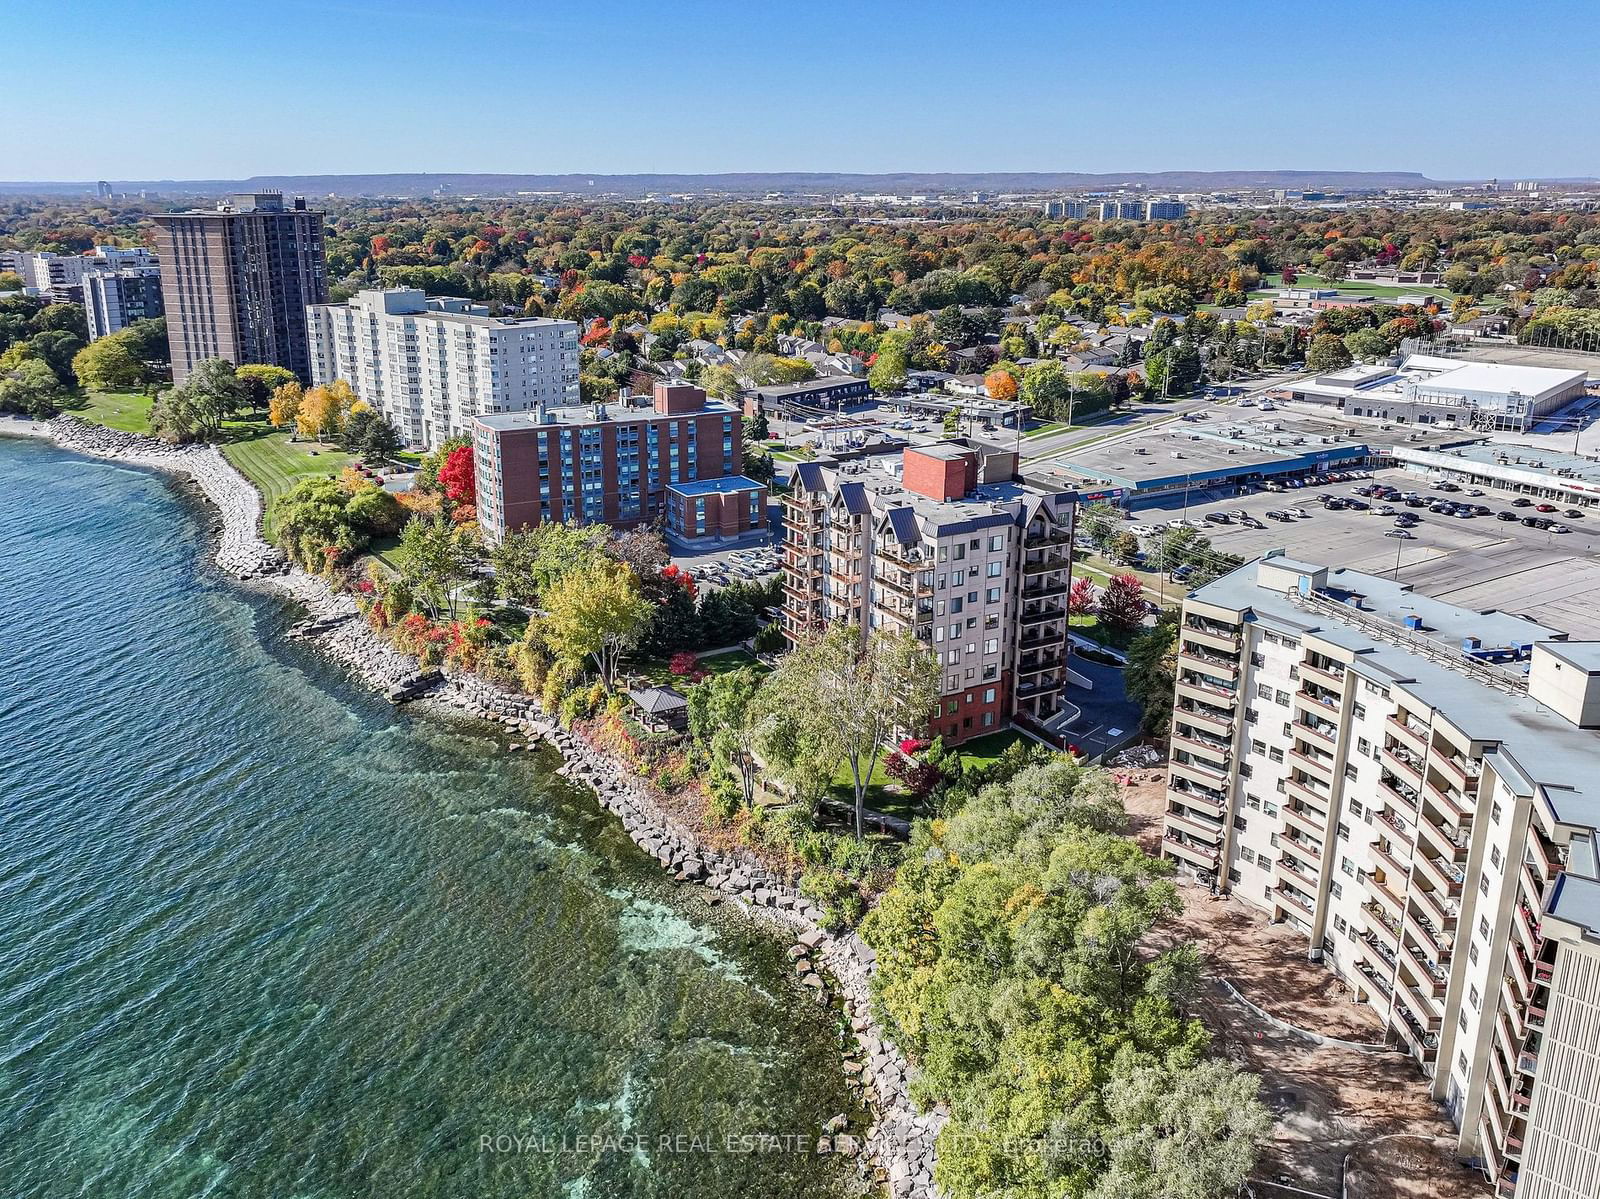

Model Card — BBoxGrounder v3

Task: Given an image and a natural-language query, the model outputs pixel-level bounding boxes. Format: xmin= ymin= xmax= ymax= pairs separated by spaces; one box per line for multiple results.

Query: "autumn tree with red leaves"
xmin=437 ymin=444 xmax=476 ymax=511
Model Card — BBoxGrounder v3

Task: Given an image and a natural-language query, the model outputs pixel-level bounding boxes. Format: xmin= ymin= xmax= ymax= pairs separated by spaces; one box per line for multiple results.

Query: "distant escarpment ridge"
xmin=0 ymin=168 xmax=1555 ymax=198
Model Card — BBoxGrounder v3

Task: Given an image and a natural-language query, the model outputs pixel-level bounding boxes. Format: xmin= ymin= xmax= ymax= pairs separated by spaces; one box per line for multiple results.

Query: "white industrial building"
xmin=306 ymin=288 xmax=579 ymax=450
xmin=1279 ymin=354 xmax=1588 ymax=433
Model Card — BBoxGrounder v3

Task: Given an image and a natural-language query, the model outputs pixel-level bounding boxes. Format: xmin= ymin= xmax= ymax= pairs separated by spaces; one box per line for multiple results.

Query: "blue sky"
xmin=3 ymin=0 xmax=1592 ymax=181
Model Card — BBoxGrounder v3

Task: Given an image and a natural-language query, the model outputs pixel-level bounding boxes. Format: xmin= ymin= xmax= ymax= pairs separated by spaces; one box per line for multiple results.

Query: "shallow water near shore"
xmin=0 ymin=437 xmax=858 ymax=1198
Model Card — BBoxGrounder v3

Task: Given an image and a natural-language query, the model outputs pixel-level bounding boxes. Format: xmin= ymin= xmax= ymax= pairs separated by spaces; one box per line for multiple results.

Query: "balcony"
xmin=1166 ymin=808 xmax=1224 ymax=843
xmin=1019 ymin=603 xmax=1066 ymax=625
xmin=1295 ymin=685 xmax=1341 ymax=713
xmin=1299 ymin=659 xmax=1346 ymax=689
xmin=1282 ymin=801 xmax=1327 ymax=839
xmin=1401 ymin=938 xmax=1449 ymax=997
xmin=1375 ymin=805 xmax=1409 ymax=837
xmin=1432 ymin=752 xmax=1481 ymax=791
xmin=1423 ymin=780 xmax=1471 ymax=824
xmin=1370 ymin=839 xmax=1410 ymax=882
xmin=1382 ymin=742 xmax=1424 ymax=785
xmin=1361 ymin=928 xmax=1398 ymax=969
xmin=1021 ymin=580 xmax=1070 ymax=602
xmin=1179 ymin=648 xmax=1239 ymax=680
xmin=1182 ymin=622 xmax=1241 ymax=654
xmin=1285 ymin=775 xmax=1332 ymax=810
xmin=1355 ymin=956 xmax=1394 ymax=1000
xmin=1163 ymin=834 xmax=1220 ymax=869
xmin=1278 ymin=854 xmax=1320 ymax=888
xmin=1174 ymin=706 xmax=1233 ymax=738
xmin=1415 ymin=853 xmax=1465 ymax=897
xmin=1275 ymin=880 xmax=1316 ymax=917
xmin=1515 ymin=901 xmax=1543 ymax=957
xmin=1386 ymin=713 xmax=1429 ymax=755
xmin=1364 ymin=871 xmax=1406 ymax=921
xmin=1176 ymin=673 xmax=1235 ymax=703
xmin=1378 ymin=775 xmax=1421 ymax=814
xmin=1168 ymin=782 xmax=1224 ymax=815
xmin=1171 ymin=756 xmax=1229 ymax=790
xmin=1288 ymin=747 xmax=1336 ymax=784
xmin=1172 ymin=732 xmax=1231 ymax=766
xmin=1022 ymin=554 xmax=1071 ymax=575
xmin=1294 ymin=717 xmax=1338 ymax=747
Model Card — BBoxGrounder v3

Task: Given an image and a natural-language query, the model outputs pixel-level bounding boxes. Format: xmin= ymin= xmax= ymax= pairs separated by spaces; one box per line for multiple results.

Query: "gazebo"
xmin=627 ymin=684 xmax=689 ymax=732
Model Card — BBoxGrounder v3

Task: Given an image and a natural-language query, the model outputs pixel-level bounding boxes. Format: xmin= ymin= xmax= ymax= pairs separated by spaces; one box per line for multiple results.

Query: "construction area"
xmin=1120 ymin=772 xmax=1489 ymax=1199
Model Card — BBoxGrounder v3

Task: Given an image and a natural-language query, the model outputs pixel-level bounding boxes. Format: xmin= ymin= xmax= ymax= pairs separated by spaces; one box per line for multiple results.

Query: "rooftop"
xmin=1395 ymin=440 xmax=1600 ymax=488
xmin=477 ymin=396 xmax=737 ymax=432
xmin=666 ymin=474 xmax=766 ymax=498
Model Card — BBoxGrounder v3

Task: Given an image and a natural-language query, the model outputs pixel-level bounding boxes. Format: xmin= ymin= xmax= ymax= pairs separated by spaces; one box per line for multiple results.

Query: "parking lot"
xmin=1129 ymin=467 xmax=1600 ymax=638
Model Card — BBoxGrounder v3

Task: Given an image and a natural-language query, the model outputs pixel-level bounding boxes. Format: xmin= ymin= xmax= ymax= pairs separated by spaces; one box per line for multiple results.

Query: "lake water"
xmin=0 ymin=436 xmax=857 ymax=1198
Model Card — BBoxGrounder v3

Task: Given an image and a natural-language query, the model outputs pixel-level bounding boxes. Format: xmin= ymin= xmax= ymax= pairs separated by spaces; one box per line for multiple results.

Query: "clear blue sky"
xmin=4 ymin=0 xmax=1592 ymax=181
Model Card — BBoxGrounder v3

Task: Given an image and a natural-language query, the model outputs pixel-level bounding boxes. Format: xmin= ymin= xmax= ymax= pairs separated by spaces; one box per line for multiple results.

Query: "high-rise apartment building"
xmin=1 ymin=245 xmax=156 ymax=304
xmin=153 ymin=192 xmax=326 ymax=383
xmin=1160 ymin=553 xmax=1600 ymax=1197
xmin=83 ymin=266 xmax=164 ymax=341
xmin=781 ymin=444 xmax=1077 ymax=745
xmin=473 ymin=380 xmax=765 ymax=544
xmin=306 ymin=288 xmax=579 ymax=450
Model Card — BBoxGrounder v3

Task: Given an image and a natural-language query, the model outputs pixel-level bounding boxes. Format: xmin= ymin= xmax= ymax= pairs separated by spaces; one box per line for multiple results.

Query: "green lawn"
xmin=62 ymin=388 xmax=155 ymax=432
xmin=632 ymin=647 xmax=767 ymax=685
xmin=1022 ymin=421 xmax=1069 ymax=439
xmin=219 ymin=419 xmax=356 ymax=534
xmin=951 ymin=729 xmax=1027 ymax=771
xmin=1248 ymin=271 xmax=1453 ymax=302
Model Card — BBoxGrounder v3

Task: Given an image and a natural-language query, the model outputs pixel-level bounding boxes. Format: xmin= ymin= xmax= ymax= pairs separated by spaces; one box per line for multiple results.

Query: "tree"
xmin=983 ymin=368 xmax=1018 ymax=403
xmin=268 ymin=381 xmax=303 ymax=430
xmin=436 ymin=443 xmax=476 ymax=509
xmin=341 ymin=404 xmax=402 ymax=460
xmin=71 ymin=337 xmax=143 ymax=391
xmin=1124 ymin=611 xmax=1179 ymax=733
xmin=235 ymin=363 xmax=297 ymax=410
xmin=765 ymin=624 xmax=940 ymax=839
xmin=1021 ymin=360 xmax=1072 ymax=421
xmin=1109 ymin=530 xmax=1142 ymax=564
xmin=1068 ymin=575 xmax=1097 ymax=617
xmin=1097 ymin=572 xmax=1147 ymax=633
xmin=1343 ymin=327 xmax=1390 ymax=362
xmin=1079 ymin=500 xmax=1121 ymax=550
xmin=1305 ymin=333 xmax=1353 ymax=372
xmin=490 ymin=522 xmax=610 ymax=607
xmin=540 ymin=559 xmax=651 ymax=690
xmin=0 ymin=358 xmax=63 ymax=418
xmin=158 ymin=357 xmax=249 ymax=441
xmin=700 ymin=363 xmax=742 ymax=402
xmin=868 ymin=339 xmax=909 ymax=394
xmin=1090 ymin=1058 xmax=1270 ymax=1199
xmin=686 ymin=667 xmax=768 ymax=807
xmin=741 ymin=443 xmax=774 ymax=485
xmin=394 ymin=515 xmax=478 ymax=619
xmin=296 ymin=379 xmax=355 ymax=440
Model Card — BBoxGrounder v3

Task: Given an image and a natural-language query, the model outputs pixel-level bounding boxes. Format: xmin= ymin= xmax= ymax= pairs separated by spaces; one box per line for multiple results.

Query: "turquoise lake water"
xmin=0 ymin=436 xmax=857 ymax=1198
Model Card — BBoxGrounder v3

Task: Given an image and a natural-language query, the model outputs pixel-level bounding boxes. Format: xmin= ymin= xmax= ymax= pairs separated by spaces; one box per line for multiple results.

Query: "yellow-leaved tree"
xmin=269 ymin=381 xmax=303 ymax=430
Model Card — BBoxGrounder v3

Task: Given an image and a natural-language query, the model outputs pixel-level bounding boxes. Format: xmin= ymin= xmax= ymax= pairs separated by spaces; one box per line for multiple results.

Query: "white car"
xmin=1287 ymin=507 xmax=1310 ymax=518
xmin=1466 ymin=488 xmax=1485 ymax=496
xmin=1129 ymin=524 xmax=1159 ymax=536
xmin=1375 ymin=505 xmax=1396 ymax=515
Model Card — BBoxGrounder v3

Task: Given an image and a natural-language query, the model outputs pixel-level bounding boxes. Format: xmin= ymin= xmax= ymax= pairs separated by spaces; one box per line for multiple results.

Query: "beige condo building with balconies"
xmin=1161 ymin=553 xmax=1600 ymax=1198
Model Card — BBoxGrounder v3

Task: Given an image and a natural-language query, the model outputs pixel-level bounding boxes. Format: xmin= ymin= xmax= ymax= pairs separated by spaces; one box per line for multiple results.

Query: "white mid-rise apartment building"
xmin=306 ymin=288 xmax=579 ymax=450
xmin=1 ymin=245 xmax=156 ymax=301
xmin=1161 ymin=553 xmax=1600 ymax=1198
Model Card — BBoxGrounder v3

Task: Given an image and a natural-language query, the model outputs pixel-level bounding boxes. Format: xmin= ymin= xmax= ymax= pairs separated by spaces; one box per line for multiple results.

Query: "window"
xmin=1233 ymin=816 xmax=1247 ymax=831
xmin=1238 ymin=763 xmax=1253 ymax=779
xmin=1245 ymin=708 xmax=1259 ymax=724
xmin=986 ymin=561 xmax=1002 ymax=578
xmin=1269 ymin=747 xmax=1284 ymax=763
xmin=1490 ymin=802 xmax=1502 ymax=824
xmin=1345 ymin=765 xmax=1357 ymax=781
xmin=1357 ymin=737 xmax=1371 ymax=755
xmin=1337 ymin=822 xmax=1350 ymax=840
xmin=1275 ymin=689 xmax=1290 ymax=706
xmin=1257 ymin=684 xmax=1273 ymax=700
xmin=1458 ymin=1013 xmax=1469 ymax=1035
xmin=1333 ymin=915 xmax=1347 ymax=934
xmin=983 ymin=638 xmax=998 ymax=654
xmin=1247 ymin=795 xmax=1262 ymax=811
xmin=1457 ymin=1051 xmax=1468 ymax=1075
xmin=1239 ymin=847 xmax=1255 ymax=866
xmin=1251 ymin=652 xmax=1265 ymax=668
xmin=1349 ymin=798 xmax=1363 ymax=817
xmin=1478 ymin=916 xmax=1490 ymax=939
xmin=1468 ymin=985 xmax=1480 ymax=1011
xmin=1340 ymin=856 xmax=1355 ymax=877
xmin=1469 ymin=943 xmax=1479 ymax=966
xmin=983 ymin=688 xmax=995 ymax=703
xmin=1479 ymin=875 xmax=1490 ymax=897
xmin=1490 ymin=846 xmax=1502 ymax=870
xmin=1330 ymin=881 xmax=1343 ymax=899
xmin=1352 ymin=702 xmax=1366 ymax=719
xmin=1251 ymin=739 xmax=1266 ymax=754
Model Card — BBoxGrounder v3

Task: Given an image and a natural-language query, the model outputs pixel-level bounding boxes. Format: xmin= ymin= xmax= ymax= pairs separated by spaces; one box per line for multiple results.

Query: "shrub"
xmin=800 ymin=867 xmax=865 ymax=931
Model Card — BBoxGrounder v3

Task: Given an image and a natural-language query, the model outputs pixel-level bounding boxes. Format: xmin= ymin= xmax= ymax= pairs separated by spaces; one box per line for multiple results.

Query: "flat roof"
xmin=1403 ymin=356 xmax=1586 ymax=398
xmin=754 ymin=377 xmax=869 ymax=397
xmin=666 ymin=474 xmax=766 ymax=497
xmin=1048 ymin=421 xmax=1368 ymax=489
xmin=1396 ymin=441 xmax=1600 ymax=488
xmin=477 ymin=398 xmax=737 ymax=432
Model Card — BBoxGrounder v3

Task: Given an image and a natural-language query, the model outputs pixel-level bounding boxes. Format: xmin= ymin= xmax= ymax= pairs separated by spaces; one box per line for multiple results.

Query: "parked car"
xmin=1227 ymin=509 xmax=1249 ymax=520
xmin=1549 ymin=523 xmax=1571 ymax=534
xmin=1466 ymin=488 xmax=1484 ymax=497
xmin=1496 ymin=511 xmax=1518 ymax=521
xmin=1204 ymin=512 xmax=1231 ymax=524
xmin=1375 ymin=505 xmax=1396 ymax=516
xmin=1436 ymin=482 xmax=1461 ymax=492
xmin=1512 ymin=497 xmax=1533 ymax=507
xmin=1536 ymin=503 xmax=1557 ymax=513
xmin=1564 ymin=509 xmax=1585 ymax=518
xmin=1288 ymin=507 xmax=1310 ymax=518
xmin=1384 ymin=530 xmax=1415 ymax=539
xmin=1521 ymin=516 xmax=1547 ymax=528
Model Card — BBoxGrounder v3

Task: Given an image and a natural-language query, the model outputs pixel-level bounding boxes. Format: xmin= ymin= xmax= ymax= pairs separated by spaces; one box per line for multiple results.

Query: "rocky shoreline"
xmin=29 ymin=414 xmax=944 ymax=1198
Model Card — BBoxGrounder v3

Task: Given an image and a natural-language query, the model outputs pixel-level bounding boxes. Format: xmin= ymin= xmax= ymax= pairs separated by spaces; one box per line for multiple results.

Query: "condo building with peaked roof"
xmin=1160 ymin=553 xmax=1600 ymax=1198
xmin=781 ymin=443 xmax=1077 ymax=746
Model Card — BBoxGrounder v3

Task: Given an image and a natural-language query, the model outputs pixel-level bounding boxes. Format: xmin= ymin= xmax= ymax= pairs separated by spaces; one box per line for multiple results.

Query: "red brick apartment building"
xmin=474 ymin=380 xmax=767 ymax=542
xmin=782 ymin=443 xmax=1078 ymax=745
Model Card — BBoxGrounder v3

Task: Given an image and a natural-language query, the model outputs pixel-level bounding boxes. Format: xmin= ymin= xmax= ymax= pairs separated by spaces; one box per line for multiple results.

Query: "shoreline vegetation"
xmin=8 ymin=409 xmax=1271 ymax=1199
